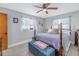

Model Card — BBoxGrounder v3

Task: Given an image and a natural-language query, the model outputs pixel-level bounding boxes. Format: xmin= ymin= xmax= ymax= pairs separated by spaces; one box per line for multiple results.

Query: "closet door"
xmin=0 ymin=13 xmax=8 ymax=50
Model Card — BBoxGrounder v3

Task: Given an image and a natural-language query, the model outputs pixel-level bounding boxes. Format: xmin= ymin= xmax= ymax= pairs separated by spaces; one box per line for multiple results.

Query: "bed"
xmin=35 ymin=33 xmax=60 ymax=50
xmin=34 ymin=32 xmax=70 ymax=55
xmin=29 ymin=18 xmax=71 ymax=56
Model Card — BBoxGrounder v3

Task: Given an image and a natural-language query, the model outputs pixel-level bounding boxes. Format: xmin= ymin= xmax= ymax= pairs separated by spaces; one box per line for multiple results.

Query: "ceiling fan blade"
xmin=45 ymin=11 xmax=48 ymax=14
xmin=34 ymin=5 xmax=42 ymax=8
xmin=47 ymin=7 xmax=58 ymax=9
xmin=43 ymin=3 xmax=50 ymax=8
xmin=36 ymin=10 xmax=42 ymax=13
xmin=46 ymin=3 xmax=50 ymax=7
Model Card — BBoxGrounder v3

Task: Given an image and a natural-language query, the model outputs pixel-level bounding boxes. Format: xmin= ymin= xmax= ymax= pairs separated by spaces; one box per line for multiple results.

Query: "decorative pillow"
xmin=48 ymin=28 xmax=59 ymax=34
xmin=34 ymin=41 xmax=49 ymax=49
xmin=48 ymin=29 xmax=52 ymax=33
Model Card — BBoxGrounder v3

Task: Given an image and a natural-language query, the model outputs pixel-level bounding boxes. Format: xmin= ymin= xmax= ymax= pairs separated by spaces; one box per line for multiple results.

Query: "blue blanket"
xmin=35 ymin=33 xmax=60 ymax=50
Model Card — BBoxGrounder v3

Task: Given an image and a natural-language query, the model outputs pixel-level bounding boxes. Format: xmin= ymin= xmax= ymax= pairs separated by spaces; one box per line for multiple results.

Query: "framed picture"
xmin=13 ymin=18 xmax=18 ymax=23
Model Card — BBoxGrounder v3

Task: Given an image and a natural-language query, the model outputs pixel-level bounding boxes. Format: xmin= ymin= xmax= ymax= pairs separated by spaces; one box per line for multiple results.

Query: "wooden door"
xmin=0 ymin=13 xmax=8 ymax=51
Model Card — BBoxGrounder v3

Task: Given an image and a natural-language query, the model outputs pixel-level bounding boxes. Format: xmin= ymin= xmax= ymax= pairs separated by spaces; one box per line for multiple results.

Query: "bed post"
xmin=34 ymin=29 xmax=36 ymax=37
xmin=34 ymin=25 xmax=36 ymax=40
xmin=59 ymin=23 xmax=64 ymax=56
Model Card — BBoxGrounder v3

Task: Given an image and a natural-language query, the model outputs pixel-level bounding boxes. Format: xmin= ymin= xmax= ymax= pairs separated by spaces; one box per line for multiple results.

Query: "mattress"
xmin=35 ymin=33 xmax=60 ymax=50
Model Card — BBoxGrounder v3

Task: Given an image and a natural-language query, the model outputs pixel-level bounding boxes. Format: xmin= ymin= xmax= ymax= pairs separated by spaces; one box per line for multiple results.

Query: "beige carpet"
xmin=67 ymin=45 xmax=79 ymax=56
xmin=2 ymin=43 xmax=79 ymax=56
xmin=3 ymin=43 xmax=32 ymax=56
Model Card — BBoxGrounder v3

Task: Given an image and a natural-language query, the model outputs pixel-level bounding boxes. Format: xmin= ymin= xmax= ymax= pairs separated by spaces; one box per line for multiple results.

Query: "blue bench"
xmin=28 ymin=41 xmax=55 ymax=56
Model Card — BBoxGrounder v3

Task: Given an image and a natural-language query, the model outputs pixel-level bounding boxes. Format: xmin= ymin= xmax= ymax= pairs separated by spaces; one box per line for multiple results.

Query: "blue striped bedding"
xmin=35 ymin=33 xmax=60 ymax=50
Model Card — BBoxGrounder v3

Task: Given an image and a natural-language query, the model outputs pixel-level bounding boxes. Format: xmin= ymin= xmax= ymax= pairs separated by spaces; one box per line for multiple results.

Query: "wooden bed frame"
xmin=58 ymin=23 xmax=64 ymax=56
xmin=34 ymin=23 xmax=64 ymax=56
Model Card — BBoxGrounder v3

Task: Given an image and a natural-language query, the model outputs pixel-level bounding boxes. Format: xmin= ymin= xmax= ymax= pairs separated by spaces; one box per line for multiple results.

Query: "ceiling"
xmin=0 ymin=3 xmax=79 ymax=18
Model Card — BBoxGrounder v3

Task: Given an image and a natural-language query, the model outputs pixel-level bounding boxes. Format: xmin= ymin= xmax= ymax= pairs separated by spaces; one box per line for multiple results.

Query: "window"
xmin=52 ymin=19 xmax=61 ymax=28
xmin=52 ymin=17 xmax=70 ymax=30
xmin=21 ymin=18 xmax=37 ymax=31
xmin=61 ymin=17 xmax=70 ymax=30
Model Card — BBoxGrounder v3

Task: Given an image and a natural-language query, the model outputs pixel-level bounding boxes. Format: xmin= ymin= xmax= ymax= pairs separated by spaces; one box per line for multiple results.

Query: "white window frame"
xmin=21 ymin=17 xmax=37 ymax=31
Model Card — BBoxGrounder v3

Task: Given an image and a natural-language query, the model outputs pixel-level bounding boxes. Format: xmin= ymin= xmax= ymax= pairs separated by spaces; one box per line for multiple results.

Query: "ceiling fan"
xmin=34 ymin=3 xmax=58 ymax=14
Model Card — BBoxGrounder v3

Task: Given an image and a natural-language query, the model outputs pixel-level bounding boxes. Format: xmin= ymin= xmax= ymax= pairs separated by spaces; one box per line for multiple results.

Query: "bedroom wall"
xmin=0 ymin=7 xmax=44 ymax=47
xmin=43 ymin=11 xmax=79 ymax=44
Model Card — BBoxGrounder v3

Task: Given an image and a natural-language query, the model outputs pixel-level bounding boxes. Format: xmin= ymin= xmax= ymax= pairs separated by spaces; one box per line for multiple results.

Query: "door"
xmin=0 ymin=13 xmax=8 ymax=50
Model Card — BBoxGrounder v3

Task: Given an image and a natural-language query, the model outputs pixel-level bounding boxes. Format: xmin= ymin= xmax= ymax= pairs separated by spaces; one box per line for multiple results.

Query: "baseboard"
xmin=8 ymin=40 xmax=31 ymax=48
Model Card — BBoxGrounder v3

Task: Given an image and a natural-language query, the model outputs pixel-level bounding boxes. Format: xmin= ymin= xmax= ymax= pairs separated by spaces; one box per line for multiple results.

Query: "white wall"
xmin=71 ymin=12 xmax=79 ymax=43
xmin=0 ymin=7 xmax=44 ymax=47
xmin=44 ymin=11 xmax=79 ymax=44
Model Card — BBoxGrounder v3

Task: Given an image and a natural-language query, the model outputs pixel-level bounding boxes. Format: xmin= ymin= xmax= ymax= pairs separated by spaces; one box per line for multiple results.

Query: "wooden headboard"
xmin=43 ymin=28 xmax=48 ymax=33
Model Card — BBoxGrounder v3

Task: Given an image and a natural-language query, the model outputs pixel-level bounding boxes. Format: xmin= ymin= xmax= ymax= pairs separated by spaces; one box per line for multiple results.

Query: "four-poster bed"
xmin=29 ymin=17 xmax=71 ymax=56
xmin=29 ymin=23 xmax=64 ymax=56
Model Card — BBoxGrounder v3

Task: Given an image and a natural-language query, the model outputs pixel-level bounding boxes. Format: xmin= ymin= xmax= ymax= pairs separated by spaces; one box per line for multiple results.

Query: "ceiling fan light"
xmin=43 ymin=9 xmax=47 ymax=11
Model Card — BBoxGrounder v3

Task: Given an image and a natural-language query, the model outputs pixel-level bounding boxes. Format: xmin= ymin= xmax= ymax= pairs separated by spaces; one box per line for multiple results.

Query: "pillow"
xmin=33 ymin=41 xmax=49 ymax=49
xmin=48 ymin=28 xmax=59 ymax=34
xmin=52 ymin=28 xmax=59 ymax=34
xmin=48 ymin=29 xmax=52 ymax=33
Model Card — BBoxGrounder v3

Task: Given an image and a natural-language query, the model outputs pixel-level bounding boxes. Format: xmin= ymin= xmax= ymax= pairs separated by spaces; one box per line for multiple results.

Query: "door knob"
xmin=5 ymin=33 xmax=7 ymax=34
